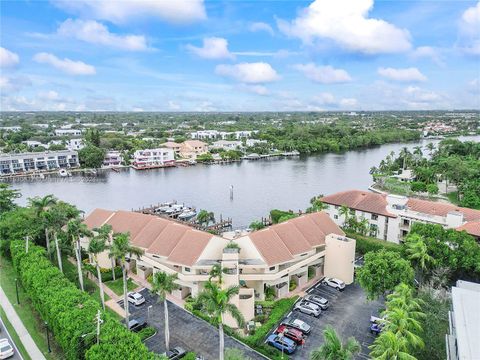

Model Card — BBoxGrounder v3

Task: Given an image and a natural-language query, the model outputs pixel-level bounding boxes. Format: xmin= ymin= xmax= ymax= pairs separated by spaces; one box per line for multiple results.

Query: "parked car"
xmin=370 ymin=322 xmax=384 ymax=335
xmin=164 ymin=347 xmax=187 ymax=360
xmin=266 ymin=334 xmax=297 ymax=354
xmin=304 ymin=294 xmax=329 ymax=310
xmin=127 ymin=317 xmax=147 ymax=332
xmin=281 ymin=318 xmax=311 ymax=335
xmin=275 ymin=325 xmax=305 ymax=345
xmin=294 ymin=300 xmax=321 ymax=316
xmin=127 ymin=291 xmax=146 ymax=306
xmin=322 ymin=277 xmax=345 ymax=290
xmin=0 ymin=339 xmax=14 ymax=359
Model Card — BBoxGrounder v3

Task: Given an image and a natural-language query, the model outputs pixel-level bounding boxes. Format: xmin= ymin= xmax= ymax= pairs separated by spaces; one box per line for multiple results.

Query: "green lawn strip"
xmin=446 ymin=191 xmax=460 ymax=205
xmin=0 ymin=306 xmax=32 ymax=360
xmin=0 ymin=255 xmax=63 ymax=360
xmin=104 ymin=278 xmax=138 ymax=296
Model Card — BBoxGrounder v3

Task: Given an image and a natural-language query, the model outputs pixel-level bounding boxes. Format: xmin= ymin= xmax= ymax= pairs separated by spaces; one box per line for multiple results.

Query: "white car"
xmin=127 ymin=292 xmax=145 ymax=306
xmin=322 ymin=277 xmax=346 ymax=290
xmin=0 ymin=339 xmax=14 ymax=359
xmin=294 ymin=301 xmax=321 ymax=317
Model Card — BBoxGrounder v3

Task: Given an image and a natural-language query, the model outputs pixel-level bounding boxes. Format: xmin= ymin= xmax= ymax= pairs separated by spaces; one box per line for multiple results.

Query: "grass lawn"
xmin=446 ymin=191 xmax=460 ymax=205
xmin=0 ymin=255 xmax=63 ymax=360
xmin=105 ymin=278 xmax=138 ymax=296
xmin=0 ymin=306 xmax=31 ymax=360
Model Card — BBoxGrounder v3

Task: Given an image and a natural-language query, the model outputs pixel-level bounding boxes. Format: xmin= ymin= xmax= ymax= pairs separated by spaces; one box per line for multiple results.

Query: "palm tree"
xmin=404 ymin=234 xmax=434 ymax=283
xmin=339 ymin=205 xmax=350 ymax=227
xmin=399 ymin=147 xmax=411 ymax=170
xmin=197 ymin=210 xmax=215 ymax=226
xmin=197 ymin=281 xmax=245 ymax=360
xmin=88 ymin=234 xmax=107 ymax=310
xmin=66 ymin=218 xmax=93 ymax=291
xmin=109 ymin=232 xmax=144 ymax=326
xmin=94 ymin=224 xmax=115 ymax=281
xmin=369 ymin=331 xmax=417 ymax=360
xmin=426 ymin=142 xmax=435 ymax=156
xmin=151 ymin=272 xmax=180 ymax=351
xmin=357 ymin=217 xmax=369 ymax=236
xmin=310 ymin=325 xmax=360 ymax=360
xmin=383 ymin=307 xmax=424 ymax=349
xmin=209 ymin=263 xmax=224 ymax=284
xmin=28 ymin=195 xmax=57 ymax=258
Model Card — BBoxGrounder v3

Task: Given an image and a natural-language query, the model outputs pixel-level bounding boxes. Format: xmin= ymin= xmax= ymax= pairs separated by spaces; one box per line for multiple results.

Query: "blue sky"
xmin=1 ymin=0 xmax=479 ymax=111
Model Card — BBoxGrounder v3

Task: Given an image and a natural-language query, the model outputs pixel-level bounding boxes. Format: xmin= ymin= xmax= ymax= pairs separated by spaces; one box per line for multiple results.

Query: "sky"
xmin=1 ymin=0 xmax=479 ymax=112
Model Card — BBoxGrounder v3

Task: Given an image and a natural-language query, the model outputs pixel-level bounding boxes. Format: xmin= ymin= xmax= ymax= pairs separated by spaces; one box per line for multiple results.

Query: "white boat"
xmin=178 ymin=210 xmax=197 ymax=221
xmin=58 ymin=169 xmax=69 ymax=177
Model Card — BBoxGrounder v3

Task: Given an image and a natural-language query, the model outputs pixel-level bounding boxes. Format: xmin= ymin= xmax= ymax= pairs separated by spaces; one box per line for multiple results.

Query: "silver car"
xmin=304 ymin=294 xmax=329 ymax=310
xmin=322 ymin=277 xmax=346 ymax=290
xmin=294 ymin=301 xmax=321 ymax=317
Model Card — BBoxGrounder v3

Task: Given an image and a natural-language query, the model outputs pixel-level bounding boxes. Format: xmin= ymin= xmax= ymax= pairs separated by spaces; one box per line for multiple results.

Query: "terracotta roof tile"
xmin=406 ymin=198 xmax=480 ymax=222
xmin=272 ymin=222 xmax=312 ymax=255
xmin=457 ymin=221 xmax=480 ymax=238
xmin=290 ymin=216 xmax=326 ymax=247
xmin=321 ymin=190 xmax=396 ymax=217
xmin=167 ymin=230 xmax=213 ymax=266
xmin=249 ymin=229 xmax=293 ymax=266
xmin=105 ymin=210 xmax=155 ymax=239
xmin=133 ymin=218 xmax=170 ymax=249
xmin=147 ymin=223 xmax=190 ymax=257
xmin=308 ymin=212 xmax=345 ymax=238
xmin=84 ymin=209 xmax=114 ymax=230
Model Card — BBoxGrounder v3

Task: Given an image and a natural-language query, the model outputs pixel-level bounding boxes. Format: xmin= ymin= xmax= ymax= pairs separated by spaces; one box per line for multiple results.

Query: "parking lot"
xmin=119 ymin=289 xmax=266 ymax=360
xmin=268 ymin=282 xmax=383 ymax=359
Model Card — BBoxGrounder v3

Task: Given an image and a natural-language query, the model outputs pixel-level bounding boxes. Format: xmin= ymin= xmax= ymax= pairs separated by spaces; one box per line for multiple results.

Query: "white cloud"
xmin=186 ymin=37 xmax=234 ymax=59
xmin=249 ymin=22 xmax=274 ymax=36
xmin=168 ymin=100 xmax=181 ymax=110
xmin=215 ymin=62 xmax=280 ymax=84
xmin=0 ymin=75 xmax=31 ymax=93
xmin=294 ymin=63 xmax=352 ymax=84
xmin=53 ymin=0 xmax=206 ymax=24
xmin=195 ymin=101 xmax=217 ymax=112
xmin=33 ymin=52 xmax=96 ymax=75
xmin=378 ymin=67 xmax=427 ymax=82
xmin=312 ymin=92 xmax=358 ymax=108
xmin=37 ymin=90 xmax=60 ymax=101
xmin=278 ymin=0 xmax=411 ymax=54
xmin=0 ymin=47 xmax=20 ymax=68
xmin=58 ymin=19 xmax=148 ymax=51
xmin=459 ymin=2 xmax=480 ymax=55
xmin=240 ymin=84 xmax=270 ymax=95
xmin=411 ymin=46 xmax=445 ymax=67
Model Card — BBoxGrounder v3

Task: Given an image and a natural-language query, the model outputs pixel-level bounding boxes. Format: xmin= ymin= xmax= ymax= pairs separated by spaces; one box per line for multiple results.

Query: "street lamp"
xmin=15 ymin=278 xmax=19 ymax=305
xmin=45 ymin=322 xmax=51 ymax=353
xmin=278 ymin=330 xmax=285 ymax=359
xmin=147 ymin=305 xmax=153 ymax=320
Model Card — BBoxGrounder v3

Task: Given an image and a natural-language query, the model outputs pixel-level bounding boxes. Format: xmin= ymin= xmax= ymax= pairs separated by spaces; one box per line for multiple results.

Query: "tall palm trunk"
xmin=95 ymin=260 xmax=106 ymax=310
xmin=54 ymin=231 xmax=63 ymax=273
xmin=75 ymin=240 xmax=84 ymax=291
xmin=111 ymin=258 xmax=116 ymax=281
xmin=219 ymin=322 xmax=224 ymax=360
xmin=122 ymin=263 xmax=129 ymax=326
xmin=164 ymin=299 xmax=170 ymax=350
xmin=45 ymin=228 xmax=51 ymax=260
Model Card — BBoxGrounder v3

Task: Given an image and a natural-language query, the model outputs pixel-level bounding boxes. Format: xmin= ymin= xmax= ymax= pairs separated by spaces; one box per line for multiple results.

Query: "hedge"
xmin=345 ymin=231 xmax=401 ymax=254
xmin=10 ymin=241 xmax=157 ymax=360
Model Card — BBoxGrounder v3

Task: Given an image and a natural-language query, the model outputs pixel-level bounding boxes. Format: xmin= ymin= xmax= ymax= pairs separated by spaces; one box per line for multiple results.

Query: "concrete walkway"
xmin=0 ymin=286 xmax=46 ymax=360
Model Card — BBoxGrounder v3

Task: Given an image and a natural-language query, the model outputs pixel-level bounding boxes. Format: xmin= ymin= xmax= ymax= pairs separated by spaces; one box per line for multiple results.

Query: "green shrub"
xmin=410 ymin=181 xmax=427 ymax=192
xmin=137 ymin=326 xmax=156 ymax=341
xmin=183 ymin=352 xmax=197 ymax=360
xmin=426 ymin=183 xmax=439 ymax=195
xmin=10 ymin=241 xmax=156 ymax=360
xmin=289 ymin=281 xmax=297 ymax=291
xmin=270 ymin=209 xmax=296 ymax=224
xmin=249 ymin=221 xmax=265 ymax=230
xmin=345 ymin=231 xmax=401 ymax=254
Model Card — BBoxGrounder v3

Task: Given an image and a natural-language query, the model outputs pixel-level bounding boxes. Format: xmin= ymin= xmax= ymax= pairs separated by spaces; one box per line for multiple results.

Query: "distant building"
xmin=190 ymin=130 xmax=220 ymax=140
xmin=55 ymin=129 xmax=82 ymax=136
xmin=211 ymin=140 xmax=242 ymax=150
xmin=321 ymin=190 xmax=480 ymax=243
xmin=0 ymin=150 xmax=79 ymax=175
xmin=67 ymin=138 xmax=84 ymax=151
xmin=180 ymin=140 xmax=208 ymax=159
xmin=0 ymin=126 xmax=21 ymax=132
xmin=22 ymin=140 xmax=46 ymax=149
xmin=446 ymin=280 xmax=480 ymax=360
xmin=103 ymin=151 xmax=123 ymax=167
xmin=391 ymin=169 xmax=416 ymax=182
xmin=246 ymin=139 xmax=267 ymax=147
xmin=132 ymin=148 xmax=175 ymax=169
xmin=161 ymin=141 xmax=182 ymax=156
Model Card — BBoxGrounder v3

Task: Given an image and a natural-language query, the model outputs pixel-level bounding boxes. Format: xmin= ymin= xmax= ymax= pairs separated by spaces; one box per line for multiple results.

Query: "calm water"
xmin=12 ymin=136 xmax=480 ymax=228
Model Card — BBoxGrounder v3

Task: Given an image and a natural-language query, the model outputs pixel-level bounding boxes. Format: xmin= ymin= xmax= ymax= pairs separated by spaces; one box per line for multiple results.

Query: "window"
xmin=334 ymin=205 xmax=339 ymax=209
xmin=334 ymin=214 xmax=338 ymax=219
xmin=269 ymin=266 xmax=276 ymax=271
xmin=184 ymin=267 xmax=191 ymax=272
xmin=152 ymin=254 xmax=160 ymax=258
xmin=371 ymin=214 xmax=378 ymax=221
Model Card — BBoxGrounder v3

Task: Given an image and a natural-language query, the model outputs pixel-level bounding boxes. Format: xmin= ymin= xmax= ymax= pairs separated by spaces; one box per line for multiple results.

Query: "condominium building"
xmin=446 ymin=280 xmax=480 ymax=360
xmin=132 ymin=148 xmax=175 ymax=169
xmin=210 ymin=140 xmax=242 ymax=151
xmin=83 ymin=210 xmax=356 ymax=328
xmin=161 ymin=140 xmax=209 ymax=160
xmin=0 ymin=150 xmax=79 ymax=175
xmin=321 ymin=190 xmax=480 ymax=243
xmin=67 ymin=138 xmax=84 ymax=151
xmin=103 ymin=151 xmax=123 ymax=167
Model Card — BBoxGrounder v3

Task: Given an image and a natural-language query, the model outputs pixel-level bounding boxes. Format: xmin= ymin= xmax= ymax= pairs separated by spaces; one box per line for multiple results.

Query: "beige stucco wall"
xmin=323 ymin=234 xmax=355 ymax=284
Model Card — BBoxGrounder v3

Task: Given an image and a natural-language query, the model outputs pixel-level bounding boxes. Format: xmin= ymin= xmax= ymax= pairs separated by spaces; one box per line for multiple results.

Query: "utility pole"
xmin=96 ymin=309 xmax=101 ymax=345
xmin=25 ymin=235 xmax=29 ymax=253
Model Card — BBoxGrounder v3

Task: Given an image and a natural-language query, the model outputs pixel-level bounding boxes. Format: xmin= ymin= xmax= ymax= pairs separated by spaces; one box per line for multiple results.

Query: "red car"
xmin=275 ymin=325 xmax=306 ymax=345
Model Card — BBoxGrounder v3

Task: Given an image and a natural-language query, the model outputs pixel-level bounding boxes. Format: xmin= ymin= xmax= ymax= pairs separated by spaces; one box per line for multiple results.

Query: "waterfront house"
xmin=211 ymin=140 xmax=243 ymax=150
xmin=180 ymin=140 xmax=208 ymax=159
xmin=321 ymin=190 xmax=480 ymax=243
xmin=55 ymin=129 xmax=82 ymax=136
xmin=103 ymin=151 xmax=123 ymax=167
xmin=0 ymin=150 xmax=79 ymax=175
xmin=83 ymin=210 xmax=356 ymax=328
xmin=161 ymin=141 xmax=182 ymax=156
xmin=67 ymin=138 xmax=84 ymax=151
xmin=132 ymin=148 xmax=175 ymax=169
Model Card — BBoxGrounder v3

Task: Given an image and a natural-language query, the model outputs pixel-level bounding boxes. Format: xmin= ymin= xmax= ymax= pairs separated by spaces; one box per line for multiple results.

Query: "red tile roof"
xmin=249 ymin=212 xmax=344 ymax=266
xmin=457 ymin=221 xmax=480 ymax=238
xmin=167 ymin=230 xmax=213 ymax=266
xmin=83 ymin=209 xmax=114 ymax=230
xmin=321 ymin=190 xmax=396 ymax=217
xmin=406 ymin=198 xmax=480 ymax=222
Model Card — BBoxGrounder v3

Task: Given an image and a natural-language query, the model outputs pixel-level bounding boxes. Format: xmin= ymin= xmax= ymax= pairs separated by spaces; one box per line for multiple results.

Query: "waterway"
xmin=12 ymin=136 xmax=480 ymax=228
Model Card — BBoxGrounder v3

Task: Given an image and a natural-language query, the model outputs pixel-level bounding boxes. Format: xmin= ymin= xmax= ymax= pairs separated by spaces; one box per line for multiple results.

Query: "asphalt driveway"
xmin=272 ymin=282 xmax=383 ymax=360
xmin=119 ymin=289 xmax=266 ymax=360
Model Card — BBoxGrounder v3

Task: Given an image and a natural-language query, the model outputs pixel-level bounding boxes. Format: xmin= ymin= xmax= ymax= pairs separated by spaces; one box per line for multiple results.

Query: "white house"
xmin=321 ymin=190 xmax=480 ymax=243
xmin=67 ymin=139 xmax=84 ymax=151
xmin=103 ymin=151 xmax=123 ymax=167
xmin=132 ymin=148 xmax=175 ymax=169
xmin=55 ymin=129 xmax=82 ymax=136
xmin=0 ymin=150 xmax=79 ymax=175
xmin=211 ymin=140 xmax=242 ymax=150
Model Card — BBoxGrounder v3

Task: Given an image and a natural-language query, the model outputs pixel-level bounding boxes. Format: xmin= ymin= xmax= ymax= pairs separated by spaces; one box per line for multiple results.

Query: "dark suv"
xmin=127 ymin=317 xmax=147 ymax=332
